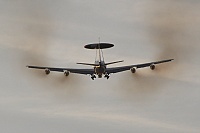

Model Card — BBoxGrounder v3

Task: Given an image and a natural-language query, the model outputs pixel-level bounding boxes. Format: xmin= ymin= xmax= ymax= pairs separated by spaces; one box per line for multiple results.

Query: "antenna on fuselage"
xmin=97 ymin=37 xmax=105 ymax=62
xmin=98 ymin=37 xmax=101 ymax=62
xmin=84 ymin=42 xmax=114 ymax=63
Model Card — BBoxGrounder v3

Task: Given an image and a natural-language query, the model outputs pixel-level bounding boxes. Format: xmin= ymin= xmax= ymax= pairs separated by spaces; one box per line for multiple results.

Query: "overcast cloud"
xmin=0 ymin=0 xmax=200 ymax=133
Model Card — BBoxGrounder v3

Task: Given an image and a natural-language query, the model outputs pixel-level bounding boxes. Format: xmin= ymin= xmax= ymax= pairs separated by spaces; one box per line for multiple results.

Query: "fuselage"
xmin=94 ymin=61 xmax=106 ymax=78
xmin=87 ymin=43 xmax=112 ymax=79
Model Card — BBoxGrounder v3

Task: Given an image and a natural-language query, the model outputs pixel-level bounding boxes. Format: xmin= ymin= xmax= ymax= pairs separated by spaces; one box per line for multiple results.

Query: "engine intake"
xmin=150 ymin=64 xmax=155 ymax=70
xmin=45 ymin=69 xmax=50 ymax=75
xmin=130 ymin=67 xmax=136 ymax=73
xmin=64 ymin=70 xmax=70 ymax=76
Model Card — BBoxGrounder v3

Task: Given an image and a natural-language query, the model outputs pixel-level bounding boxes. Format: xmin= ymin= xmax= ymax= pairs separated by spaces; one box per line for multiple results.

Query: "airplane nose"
xmin=95 ymin=66 xmax=105 ymax=74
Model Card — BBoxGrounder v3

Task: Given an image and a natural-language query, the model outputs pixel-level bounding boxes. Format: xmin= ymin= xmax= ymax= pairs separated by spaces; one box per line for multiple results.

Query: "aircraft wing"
xmin=106 ymin=59 xmax=174 ymax=74
xmin=26 ymin=65 xmax=94 ymax=75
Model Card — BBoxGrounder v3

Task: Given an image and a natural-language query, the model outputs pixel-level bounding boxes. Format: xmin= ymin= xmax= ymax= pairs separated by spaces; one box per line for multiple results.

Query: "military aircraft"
xmin=27 ymin=43 xmax=174 ymax=80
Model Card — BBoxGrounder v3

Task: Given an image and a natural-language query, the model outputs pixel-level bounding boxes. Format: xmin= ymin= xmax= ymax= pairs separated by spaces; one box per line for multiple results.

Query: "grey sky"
xmin=0 ymin=0 xmax=200 ymax=133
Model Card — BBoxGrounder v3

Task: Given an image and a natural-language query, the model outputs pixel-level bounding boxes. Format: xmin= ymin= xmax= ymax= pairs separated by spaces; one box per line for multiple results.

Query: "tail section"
xmin=79 ymin=42 xmax=120 ymax=67
xmin=77 ymin=60 xmax=124 ymax=66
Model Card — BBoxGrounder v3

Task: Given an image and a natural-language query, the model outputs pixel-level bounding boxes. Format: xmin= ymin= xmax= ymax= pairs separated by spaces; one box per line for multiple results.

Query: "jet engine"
xmin=45 ymin=69 xmax=50 ymax=75
xmin=150 ymin=64 xmax=155 ymax=70
xmin=130 ymin=67 xmax=136 ymax=73
xmin=64 ymin=70 xmax=70 ymax=76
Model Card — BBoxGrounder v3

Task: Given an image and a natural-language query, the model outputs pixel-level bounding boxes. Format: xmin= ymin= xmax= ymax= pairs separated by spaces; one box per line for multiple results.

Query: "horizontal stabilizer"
xmin=76 ymin=62 xmax=98 ymax=66
xmin=105 ymin=60 xmax=124 ymax=66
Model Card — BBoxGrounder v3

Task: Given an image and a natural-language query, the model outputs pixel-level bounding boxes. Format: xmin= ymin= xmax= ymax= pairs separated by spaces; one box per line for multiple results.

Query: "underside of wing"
xmin=27 ymin=65 xmax=94 ymax=75
xmin=106 ymin=59 xmax=174 ymax=74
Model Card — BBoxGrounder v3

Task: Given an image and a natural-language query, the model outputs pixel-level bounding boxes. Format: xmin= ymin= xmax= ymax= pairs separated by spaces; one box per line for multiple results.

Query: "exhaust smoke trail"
xmin=146 ymin=1 xmax=199 ymax=74
xmin=3 ymin=1 xmax=85 ymax=97
xmin=114 ymin=1 xmax=200 ymax=100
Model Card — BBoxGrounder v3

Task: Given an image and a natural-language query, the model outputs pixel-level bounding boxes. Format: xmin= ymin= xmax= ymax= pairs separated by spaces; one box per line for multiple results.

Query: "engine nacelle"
xmin=64 ymin=70 xmax=70 ymax=76
xmin=130 ymin=67 xmax=136 ymax=73
xmin=150 ymin=64 xmax=156 ymax=70
xmin=45 ymin=69 xmax=50 ymax=75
